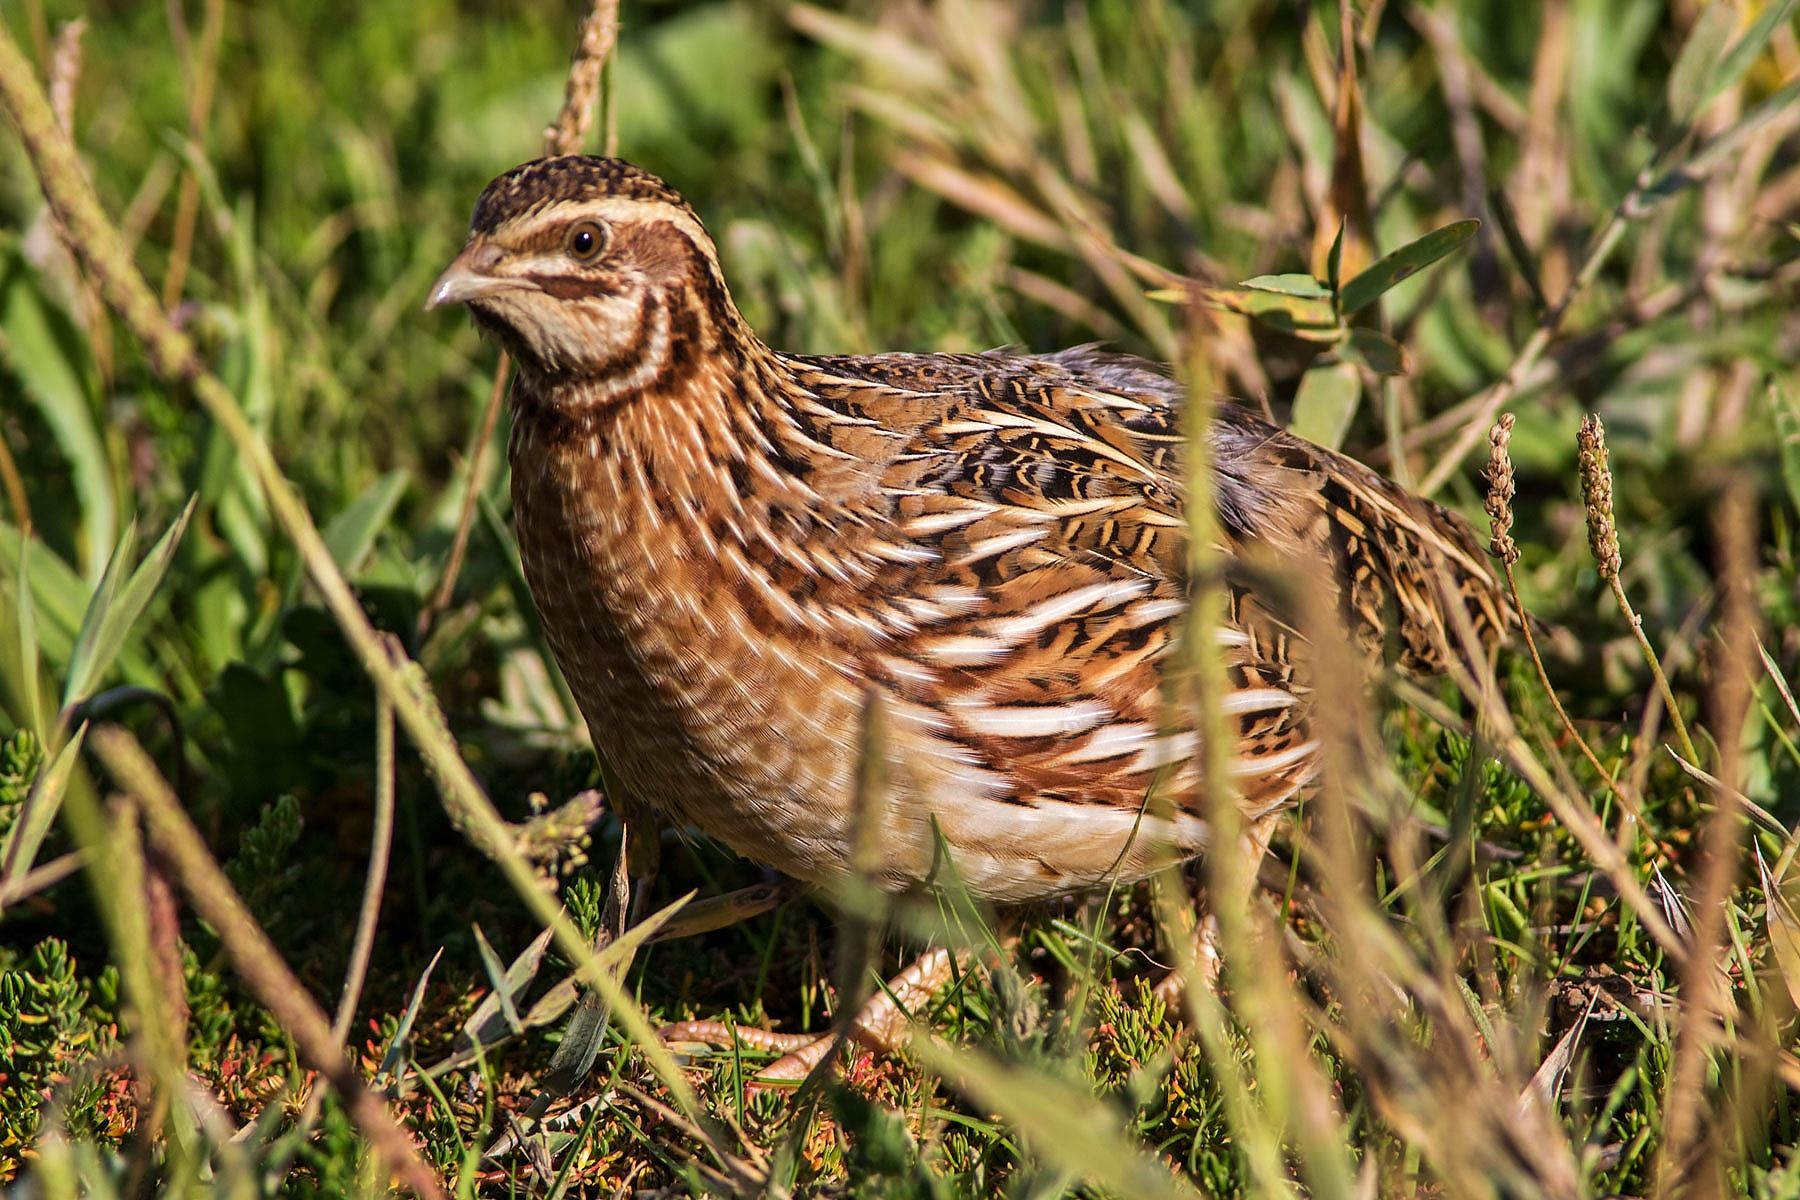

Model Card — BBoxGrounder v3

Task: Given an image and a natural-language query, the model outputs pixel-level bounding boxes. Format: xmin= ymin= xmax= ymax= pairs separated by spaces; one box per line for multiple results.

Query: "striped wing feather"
xmin=786 ymin=346 xmax=1505 ymax=831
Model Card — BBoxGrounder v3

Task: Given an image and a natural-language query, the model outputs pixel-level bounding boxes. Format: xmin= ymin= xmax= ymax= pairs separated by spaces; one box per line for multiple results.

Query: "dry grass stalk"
xmin=419 ymin=0 xmax=622 ymax=642
xmin=1577 ymin=415 xmax=1700 ymax=766
xmin=1656 ymin=476 xmax=1763 ymax=1192
xmin=90 ymin=728 xmax=446 ymax=1200
xmin=545 ymin=0 xmax=621 ymax=158
xmin=1486 ymin=414 xmax=1645 ymax=834
xmin=46 ymin=17 xmax=82 ymax=132
xmin=332 ymin=676 xmax=396 ymax=1045
xmin=159 ymin=0 xmax=224 ymax=311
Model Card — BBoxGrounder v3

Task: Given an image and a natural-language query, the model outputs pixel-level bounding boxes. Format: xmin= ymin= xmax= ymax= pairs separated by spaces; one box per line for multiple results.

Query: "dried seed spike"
xmin=1484 ymin=413 xmax=1519 ymax=564
xmin=48 ymin=20 xmax=85 ymax=134
xmin=1577 ymin=414 xmax=1621 ymax=581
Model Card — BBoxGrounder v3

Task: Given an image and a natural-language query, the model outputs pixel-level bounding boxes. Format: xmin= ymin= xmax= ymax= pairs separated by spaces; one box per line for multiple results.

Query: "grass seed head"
xmin=1484 ymin=413 xmax=1519 ymax=565
xmin=1577 ymin=414 xmax=1621 ymax=581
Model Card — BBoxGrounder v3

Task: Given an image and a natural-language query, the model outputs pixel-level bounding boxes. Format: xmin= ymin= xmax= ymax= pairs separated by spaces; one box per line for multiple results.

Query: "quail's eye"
xmin=566 ymin=220 xmax=606 ymax=262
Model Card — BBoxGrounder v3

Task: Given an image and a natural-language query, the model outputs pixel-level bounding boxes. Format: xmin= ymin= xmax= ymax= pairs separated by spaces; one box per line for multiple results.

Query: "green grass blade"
xmin=912 ymin=1038 xmax=1201 ymax=1200
xmin=59 ymin=519 xmax=136 ymax=710
xmin=375 ymin=946 xmax=443 ymax=1090
xmin=1773 ymin=377 xmax=1800 ymax=515
xmin=0 ymin=721 xmax=87 ymax=896
xmin=0 ymin=256 xmax=115 ymax=582
xmin=1242 ymin=272 xmax=1330 ymax=298
xmin=1705 ymin=0 xmax=1798 ymax=121
xmin=321 ymin=469 xmax=409 ymax=576
xmin=0 ymin=520 xmax=106 ymax=665
xmin=15 ymin=535 xmax=41 ymax=737
xmin=543 ymin=888 xmax=694 ymax=1095
xmin=1664 ymin=1 xmax=1737 ymax=129
xmin=472 ymin=923 xmax=524 ymax=1035
xmin=60 ymin=497 xmax=195 ymax=709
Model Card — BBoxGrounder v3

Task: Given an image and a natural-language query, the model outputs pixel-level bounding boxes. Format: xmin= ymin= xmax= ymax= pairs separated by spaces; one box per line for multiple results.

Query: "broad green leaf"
xmin=1774 ymin=378 xmax=1800 ymax=515
xmin=1665 ymin=1 xmax=1737 ymax=127
xmin=321 ymin=469 xmax=409 ymax=575
xmin=0 ymin=722 xmax=87 ymax=898
xmin=1338 ymin=219 xmax=1480 ymax=315
xmin=0 ymin=257 xmax=114 ymax=582
xmin=1291 ymin=362 xmax=1361 ymax=450
xmin=1241 ymin=273 xmax=1330 ymax=299
xmin=62 ymin=498 xmax=196 ymax=709
xmin=1343 ymin=326 xmax=1410 ymax=376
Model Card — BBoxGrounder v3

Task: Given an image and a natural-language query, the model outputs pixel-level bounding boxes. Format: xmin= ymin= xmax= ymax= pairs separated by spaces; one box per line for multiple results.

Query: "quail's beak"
xmin=427 ymin=240 xmax=525 ymax=310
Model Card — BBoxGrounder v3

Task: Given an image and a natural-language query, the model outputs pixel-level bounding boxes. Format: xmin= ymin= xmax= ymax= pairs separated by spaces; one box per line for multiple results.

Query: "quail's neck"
xmin=509 ymin=310 xmax=860 ymax=569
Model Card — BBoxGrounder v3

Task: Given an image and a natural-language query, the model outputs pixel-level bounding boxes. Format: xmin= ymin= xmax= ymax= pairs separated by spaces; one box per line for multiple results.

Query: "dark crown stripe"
xmin=470 ymin=155 xmax=696 ymax=234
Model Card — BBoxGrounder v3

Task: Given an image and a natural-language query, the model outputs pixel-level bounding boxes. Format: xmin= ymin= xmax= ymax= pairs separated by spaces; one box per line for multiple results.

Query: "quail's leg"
xmin=1152 ymin=811 xmax=1285 ymax=1008
xmin=660 ymin=945 xmax=965 ymax=1084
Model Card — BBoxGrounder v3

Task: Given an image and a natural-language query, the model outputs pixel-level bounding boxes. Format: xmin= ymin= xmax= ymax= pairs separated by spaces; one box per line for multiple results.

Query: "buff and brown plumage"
xmin=430 ymin=154 xmax=1507 ymax=913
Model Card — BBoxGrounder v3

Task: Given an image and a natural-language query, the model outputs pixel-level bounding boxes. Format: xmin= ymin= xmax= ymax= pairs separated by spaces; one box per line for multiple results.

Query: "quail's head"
xmin=430 ymin=155 xmax=736 ymax=385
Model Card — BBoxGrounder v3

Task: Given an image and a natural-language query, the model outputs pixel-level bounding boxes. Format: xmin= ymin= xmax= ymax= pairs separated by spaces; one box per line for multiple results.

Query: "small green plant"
xmin=0 ymin=939 xmax=127 ymax=1174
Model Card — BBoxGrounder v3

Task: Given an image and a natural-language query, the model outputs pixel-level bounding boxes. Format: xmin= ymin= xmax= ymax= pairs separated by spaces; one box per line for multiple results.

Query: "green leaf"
xmin=1646 ymin=76 xmax=1800 ymax=204
xmin=321 ymin=469 xmax=409 ymax=575
xmin=60 ymin=519 xmax=136 ymax=710
xmin=0 ymin=257 xmax=114 ymax=582
xmin=1773 ymin=377 xmax=1800 ymax=515
xmin=0 ymin=521 xmax=96 ymax=666
xmin=1758 ymin=850 xmax=1800 ymax=1012
xmin=1338 ymin=219 xmax=1480 ymax=315
xmin=1200 ymin=286 xmax=1341 ymax=343
xmin=1706 ymin=0 xmax=1797 ymax=120
xmin=544 ymin=889 xmax=694 ymax=1094
xmin=16 ymin=538 xmax=40 ymax=738
xmin=1488 ymin=186 xmax=1547 ymax=312
xmin=1342 ymin=326 xmax=1410 ymax=376
xmin=61 ymin=498 xmax=197 ymax=709
xmin=1290 ymin=362 xmax=1361 ymax=450
xmin=0 ymin=722 xmax=87 ymax=899
xmin=1665 ymin=1 xmax=1738 ymax=127
xmin=459 ymin=926 xmax=556 ymax=1051
xmin=1326 ymin=218 xmax=1346 ymax=296
xmin=472 ymin=923 xmax=523 ymax=1035
xmin=376 ymin=947 xmax=442 ymax=1088
xmin=1240 ymin=273 xmax=1330 ymax=299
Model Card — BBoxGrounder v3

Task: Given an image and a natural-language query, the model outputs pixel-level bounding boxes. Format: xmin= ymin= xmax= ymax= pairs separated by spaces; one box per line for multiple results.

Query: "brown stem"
xmin=416 ymin=0 xmax=620 ymax=643
xmin=93 ymin=729 xmax=445 ymax=1200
